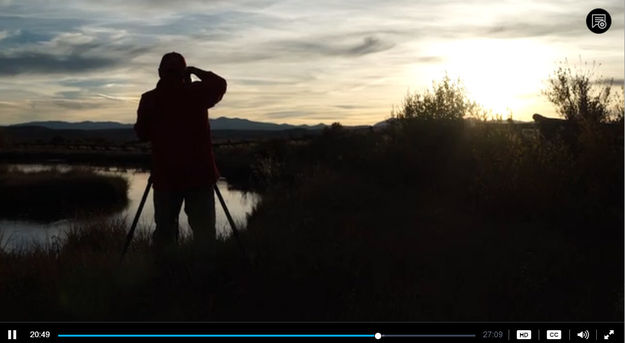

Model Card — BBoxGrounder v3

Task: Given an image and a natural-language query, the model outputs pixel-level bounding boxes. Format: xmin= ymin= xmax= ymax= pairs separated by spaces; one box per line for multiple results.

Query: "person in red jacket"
xmin=134 ymin=52 xmax=227 ymax=260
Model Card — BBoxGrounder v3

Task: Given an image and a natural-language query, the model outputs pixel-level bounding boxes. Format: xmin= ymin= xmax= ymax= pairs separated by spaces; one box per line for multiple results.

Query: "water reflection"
xmin=0 ymin=164 xmax=260 ymax=252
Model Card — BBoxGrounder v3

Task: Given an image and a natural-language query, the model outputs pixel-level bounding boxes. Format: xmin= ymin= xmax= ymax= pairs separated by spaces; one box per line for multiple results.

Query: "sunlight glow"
xmin=434 ymin=39 xmax=559 ymax=118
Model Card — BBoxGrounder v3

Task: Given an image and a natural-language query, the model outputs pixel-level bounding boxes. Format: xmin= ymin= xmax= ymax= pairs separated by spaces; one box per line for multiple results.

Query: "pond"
xmin=0 ymin=164 xmax=260 ymax=253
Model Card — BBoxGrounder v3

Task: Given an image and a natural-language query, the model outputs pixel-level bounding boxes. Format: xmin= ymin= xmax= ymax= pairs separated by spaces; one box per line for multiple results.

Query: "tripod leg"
xmin=120 ymin=176 xmax=152 ymax=262
xmin=214 ymin=184 xmax=247 ymax=258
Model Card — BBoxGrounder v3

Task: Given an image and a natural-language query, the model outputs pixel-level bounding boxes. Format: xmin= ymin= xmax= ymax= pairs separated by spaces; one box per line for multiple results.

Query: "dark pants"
xmin=152 ymin=185 xmax=216 ymax=269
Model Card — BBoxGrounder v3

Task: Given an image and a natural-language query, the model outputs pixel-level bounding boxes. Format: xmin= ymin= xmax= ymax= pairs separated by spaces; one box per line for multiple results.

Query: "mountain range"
xmin=8 ymin=117 xmax=327 ymax=131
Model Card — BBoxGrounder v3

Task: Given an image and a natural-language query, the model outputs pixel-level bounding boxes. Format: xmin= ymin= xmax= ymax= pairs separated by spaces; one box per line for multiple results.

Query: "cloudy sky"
xmin=0 ymin=0 xmax=622 ymax=125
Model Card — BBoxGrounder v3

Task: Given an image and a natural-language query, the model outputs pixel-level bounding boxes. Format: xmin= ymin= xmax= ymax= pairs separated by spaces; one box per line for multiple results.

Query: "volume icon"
xmin=7 ymin=330 xmax=16 ymax=340
xmin=576 ymin=330 xmax=590 ymax=339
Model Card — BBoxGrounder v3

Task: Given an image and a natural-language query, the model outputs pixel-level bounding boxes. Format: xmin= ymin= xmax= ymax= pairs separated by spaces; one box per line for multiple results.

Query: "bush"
xmin=393 ymin=75 xmax=486 ymax=120
xmin=544 ymin=60 xmax=624 ymax=124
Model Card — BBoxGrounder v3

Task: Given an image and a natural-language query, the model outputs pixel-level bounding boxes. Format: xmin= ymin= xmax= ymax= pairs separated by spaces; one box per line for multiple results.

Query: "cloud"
xmin=414 ymin=56 xmax=443 ymax=63
xmin=273 ymin=35 xmax=395 ymax=57
xmin=334 ymin=104 xmax=365 ymax=109
xmin=0 ymin=27 xmax=154 ymax=75
xmin=346 ymin=36 xmax=393 ymax=56
xmin=199 ymin=33 xmax=396 ymax=66
xmin=75 ymin=0 xmax=278 ymax=13
xmin=232 ymin=78 xmax=298 ymax=86
xmin=58 ymin=78 xmax=127 ymax=88
xmin=264 ymin=110 xmax=312 ymax=119
xmin=0 ymin=100 xmax=20 ymax=107
xmin=95 ymin=93 xmax=134 ymax=101
xmin=55 ymin=90 xmax=87 ymax=99
xmin=593 ymin=78 xmax=625 ymax=85
xmin=484 ymin=20 xmax=586 ymax=38
xmin=51 ymin=99 xmax=107 ymax=110
xmin=480 ymin=3 xmax=624 ymax=39
xmin=0 ymin=52 xmax=120 ymax=75
xmin=0 ymin=15 xmax=85 ymax=41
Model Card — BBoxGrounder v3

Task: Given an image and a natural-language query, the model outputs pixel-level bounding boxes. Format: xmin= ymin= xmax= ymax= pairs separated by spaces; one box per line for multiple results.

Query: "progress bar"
xmin=58 ymin=334 xmax=376 ymax=338
xmin=57 ymin=333 xmax=476 ymax=339
xmin=384 ymin=335 xmax=476 ymax=338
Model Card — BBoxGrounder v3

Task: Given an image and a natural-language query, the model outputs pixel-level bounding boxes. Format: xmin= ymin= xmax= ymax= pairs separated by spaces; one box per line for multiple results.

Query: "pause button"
xmin=7 ymin=330 xmax=17 ymax=340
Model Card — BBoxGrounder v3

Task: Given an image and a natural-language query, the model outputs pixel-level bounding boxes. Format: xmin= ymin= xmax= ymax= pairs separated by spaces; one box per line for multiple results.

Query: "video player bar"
xmin=1 ymin=322 xmax=621 ymax=342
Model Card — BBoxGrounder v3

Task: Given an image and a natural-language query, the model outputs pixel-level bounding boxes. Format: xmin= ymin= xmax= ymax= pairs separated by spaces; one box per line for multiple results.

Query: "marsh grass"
xmin=0 ymin=167 xmax=128 ymax=221
xmin=0 ymin=216 xmax=255 ymax=321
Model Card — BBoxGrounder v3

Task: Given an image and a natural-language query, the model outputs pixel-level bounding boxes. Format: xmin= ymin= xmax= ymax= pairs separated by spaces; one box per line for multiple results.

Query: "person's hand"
xmin=184 ymin=66 xmax=195 ymax=84
xmin=184 ymin=66 xmax=211 ymax=82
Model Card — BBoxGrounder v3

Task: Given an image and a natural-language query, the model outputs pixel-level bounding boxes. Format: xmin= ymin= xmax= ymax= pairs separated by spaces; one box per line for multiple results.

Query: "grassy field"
xmin=0 ymin=117 xmax=622 ymax=321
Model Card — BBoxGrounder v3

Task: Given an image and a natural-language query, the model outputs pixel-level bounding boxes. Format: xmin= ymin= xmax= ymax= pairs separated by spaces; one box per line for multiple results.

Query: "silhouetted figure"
xmin=134 ymin=52 xmax=227 ymax=266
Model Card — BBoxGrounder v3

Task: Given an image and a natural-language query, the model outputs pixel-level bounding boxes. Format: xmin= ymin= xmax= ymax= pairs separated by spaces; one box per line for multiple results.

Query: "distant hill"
xmin=10 ymin=121 xmax=132 ymax=130
xmin=211 ymin=117 xmax=326 ymax=131
xmin=8 ymin=117 xmax=327 ymax=131
xmin=2 ymin=126 xmax=138 ymax=144
xmin=1 ymin=117 xmax=331 ymax=145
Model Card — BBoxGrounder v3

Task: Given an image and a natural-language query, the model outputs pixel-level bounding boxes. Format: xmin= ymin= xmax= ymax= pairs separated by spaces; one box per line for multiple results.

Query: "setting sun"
xmin=437 ymin=39 xmax=559 ymax=117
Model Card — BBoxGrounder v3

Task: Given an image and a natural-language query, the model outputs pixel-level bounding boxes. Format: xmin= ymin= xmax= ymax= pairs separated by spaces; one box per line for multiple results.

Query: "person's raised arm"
xmin=187 ymin=66 xmax=227 ymax=109
xmin=134 ymin=94 xmax=151 ymax=141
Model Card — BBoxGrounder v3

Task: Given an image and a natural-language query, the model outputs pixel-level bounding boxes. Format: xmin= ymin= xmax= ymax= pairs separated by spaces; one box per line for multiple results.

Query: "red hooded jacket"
xmin=134 ymin=71 xmax=227 ymax=191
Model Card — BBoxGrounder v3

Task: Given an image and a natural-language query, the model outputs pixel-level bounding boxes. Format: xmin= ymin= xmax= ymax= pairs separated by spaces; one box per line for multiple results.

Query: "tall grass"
xmin=0 ymin=167 xmax=128 ymax=221
xmin=0 ymin=217 xmax=254 ymax=321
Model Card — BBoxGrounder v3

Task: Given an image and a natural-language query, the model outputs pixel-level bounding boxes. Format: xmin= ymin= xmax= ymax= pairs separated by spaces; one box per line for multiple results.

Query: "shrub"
xmin=544 ymin=60 xmax=624 ymax=124
xmin=393 ymin=75 xmax=486 ymax=120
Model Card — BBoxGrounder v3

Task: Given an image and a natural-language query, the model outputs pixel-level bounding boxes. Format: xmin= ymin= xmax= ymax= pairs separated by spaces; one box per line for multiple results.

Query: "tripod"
xmin=120 ymin=177 xmax=247 ymax=262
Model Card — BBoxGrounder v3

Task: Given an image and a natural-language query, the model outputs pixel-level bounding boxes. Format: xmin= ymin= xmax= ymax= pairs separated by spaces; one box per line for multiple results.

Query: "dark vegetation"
xmin=235 ymin=79 xmax=622 ymax=319
xmin=0 ymin=62 xmax=622 ymax=321
xmin=0 ymin=127 xmax=321 ymax=190
xmin=0 ymin=141 xmax=304 ymax=191
xmin=0 ymin=167 xmax=128 ymax=221
xmin=0 ymin=126 xmax=321 ymax=147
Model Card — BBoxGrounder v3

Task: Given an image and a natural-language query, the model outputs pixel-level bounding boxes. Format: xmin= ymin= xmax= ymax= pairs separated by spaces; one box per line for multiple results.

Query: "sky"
xmin=0 ymin=0 xmax=623 ymax=126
